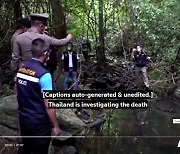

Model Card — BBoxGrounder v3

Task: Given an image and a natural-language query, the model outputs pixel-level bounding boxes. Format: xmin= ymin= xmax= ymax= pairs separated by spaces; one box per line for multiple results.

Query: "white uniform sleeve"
xmin=42 ymin=34 xmax=70 ymax=46
xmin=12 ymin=38 xmax=21 ymax=71
xmin=77 ymin=54 xmax=79 ymax=60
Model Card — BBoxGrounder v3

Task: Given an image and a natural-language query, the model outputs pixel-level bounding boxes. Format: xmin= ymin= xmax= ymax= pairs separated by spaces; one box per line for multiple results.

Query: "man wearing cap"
xmin=16 ymin=38 xmax=60 ymax=154
xmin=11 ymin=18 xmax=31 ymax=72
xmin=12 ymin=13 xmax=72 ymax=74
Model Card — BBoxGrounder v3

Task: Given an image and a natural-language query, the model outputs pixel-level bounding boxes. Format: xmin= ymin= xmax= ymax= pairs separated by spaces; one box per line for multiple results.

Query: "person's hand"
xmin=61 ymin=68 xmax=64 ymax=74
xmin=66 ymin=34 xmax=73 ymax=41
xmin=147 ymin=57 xmax=151 ymax=60
xmin=77 ymin=69 xmax=80 ymax=75
xmin=14 ymin=76 xmax=17 ymax=82
xmin=52 ymin=126 xmax=61 ymax=136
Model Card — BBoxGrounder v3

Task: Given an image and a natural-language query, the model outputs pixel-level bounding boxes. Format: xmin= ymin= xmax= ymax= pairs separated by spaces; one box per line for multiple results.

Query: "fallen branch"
xmin=151 ymin=76 xmax=180 ymax=83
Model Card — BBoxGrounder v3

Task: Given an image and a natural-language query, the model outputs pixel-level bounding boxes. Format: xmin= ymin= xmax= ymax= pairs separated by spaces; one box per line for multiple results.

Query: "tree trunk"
xmin=175 ymin=48 xmax=180 ymax=65
xmin=49 ymin=0 xmax=67 ymax=39
xmin=97 ymin=0 xmax=105 ymax=65
xmin=49 ymin=0 xmax=67 ymax=70
xmin=171 ymin=47 xmax=180 ymax=73
xmin=0 ymin=68 xmax=2 ymax=93
xmin=14 ymin=0 xmax=22 ymax=20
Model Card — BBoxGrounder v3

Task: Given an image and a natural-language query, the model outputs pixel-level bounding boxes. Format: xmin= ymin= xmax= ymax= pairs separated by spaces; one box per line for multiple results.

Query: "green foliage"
xmin=0 ymin=0 xmax=179 ymax=91
xmin=127 ymin=0 xmax=180 ymax=62
xmin=2 ymin=84 xmax=12 ymax=96
xmin=1 ymin=0 xmax=179 ymax=62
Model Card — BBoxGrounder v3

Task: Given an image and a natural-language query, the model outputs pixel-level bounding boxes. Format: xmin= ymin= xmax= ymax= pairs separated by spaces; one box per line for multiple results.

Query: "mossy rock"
xmin=0 ymin=95 xmax=85 ymax=140
xmin=174 ymin=87 xmax=180 ymax=99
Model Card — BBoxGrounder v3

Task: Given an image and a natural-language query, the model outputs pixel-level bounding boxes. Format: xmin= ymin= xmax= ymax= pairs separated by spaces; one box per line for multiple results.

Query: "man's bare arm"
xmin=44 ymin=99 xmax=60 ymax=135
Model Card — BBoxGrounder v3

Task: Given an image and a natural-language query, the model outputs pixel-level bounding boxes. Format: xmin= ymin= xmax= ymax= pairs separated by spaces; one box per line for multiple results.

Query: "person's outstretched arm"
xmin=43 ymin=34 xmax=73 ymax=46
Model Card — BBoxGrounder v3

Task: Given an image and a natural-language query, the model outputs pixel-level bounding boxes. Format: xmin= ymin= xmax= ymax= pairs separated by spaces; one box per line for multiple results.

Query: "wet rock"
xmin=61 ymin=146 xmax=77 ymax=154
xmin=142 ymin=108 xmax=180 ymax=135
xmin=94 ymin=77 xmax=108 ymax=89
xmin=0 ymin=95 xmax=86 ymax=139
xmin=174 ymin=87 xmax=180 ymax=99
xmin=111 ymin=83 xmax=125 ymax=90
xmin=0 ymin=68 xmax=2 ymax=93
xmin=84 ymin=71 xmax=93 ymax=79
xmin=87 ymin=116 xmax=105 ymax=129
xmin=56 ymin=109 xmax=86 ymax=136
xmin=0 ymin=95 xmax=18 ymax=141
xmin=139 ymin=108 xmax=180 ymax=146
xmin=104 ymin=77 xmax=116 ymax=87
xmin=78 ymin=84 xmax=91 ymax=90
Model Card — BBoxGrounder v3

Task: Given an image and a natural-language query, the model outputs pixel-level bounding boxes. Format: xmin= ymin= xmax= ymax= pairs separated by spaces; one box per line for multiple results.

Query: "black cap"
xmin=17 ymin=18 xmax=31 ymax=29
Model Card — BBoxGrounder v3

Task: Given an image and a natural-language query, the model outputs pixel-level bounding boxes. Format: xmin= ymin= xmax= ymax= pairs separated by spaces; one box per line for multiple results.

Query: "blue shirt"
xmin=32 ymin=58 xmax=52 ymax=92
xmin=39 ymin=73 xmax=52 ymax=92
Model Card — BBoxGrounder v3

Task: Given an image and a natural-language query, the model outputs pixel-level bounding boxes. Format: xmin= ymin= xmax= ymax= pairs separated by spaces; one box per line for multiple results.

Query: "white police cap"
xmin=30 ymin=13 xmax=49 ymax=19
xmin=30 ymin=13 xmax=49 ymax=25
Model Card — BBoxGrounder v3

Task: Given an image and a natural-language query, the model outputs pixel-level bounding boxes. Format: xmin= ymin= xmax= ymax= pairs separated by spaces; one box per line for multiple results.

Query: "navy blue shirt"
xmin=134 ymin=51 xmax=147 ymax=67
xmin=16 ymin=58 xmax=52 ymax=124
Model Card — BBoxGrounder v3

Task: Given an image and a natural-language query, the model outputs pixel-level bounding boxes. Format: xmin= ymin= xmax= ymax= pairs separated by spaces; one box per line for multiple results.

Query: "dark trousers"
xmin=63 ymin=68 xmax=77 ymax=90
xmin=18 ymin=122 xmax=51 ymax=154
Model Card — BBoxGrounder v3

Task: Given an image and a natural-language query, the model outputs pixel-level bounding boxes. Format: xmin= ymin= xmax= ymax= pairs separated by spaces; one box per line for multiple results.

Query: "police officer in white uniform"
xmin=12 ymin=13 xmax=72 ymax=73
